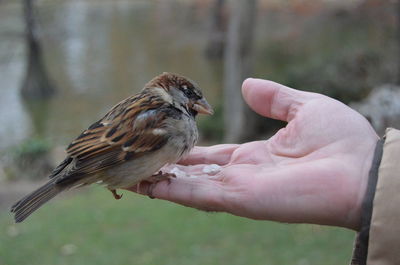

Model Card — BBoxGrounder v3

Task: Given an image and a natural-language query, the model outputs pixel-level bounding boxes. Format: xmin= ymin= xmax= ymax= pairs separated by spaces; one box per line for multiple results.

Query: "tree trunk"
xmin=223 ymin=0 xmax=257 ymax=142
xmin=21 ymin=0 xmax=55 ymax=99
xmin=205 ymin=0 xmax=226 ymax=60
xmin=398 ymin=0 xmax=400 ymax=85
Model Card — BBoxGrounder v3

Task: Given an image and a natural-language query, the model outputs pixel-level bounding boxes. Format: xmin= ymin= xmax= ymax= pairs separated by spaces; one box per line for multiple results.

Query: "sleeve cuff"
xmin=351 ymin=139 xmax=384 ymax=265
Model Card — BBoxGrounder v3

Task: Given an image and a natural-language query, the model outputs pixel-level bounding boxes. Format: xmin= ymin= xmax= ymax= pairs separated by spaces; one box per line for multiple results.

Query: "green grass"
xmin=1 ymin=187 xmax=355 ymax=265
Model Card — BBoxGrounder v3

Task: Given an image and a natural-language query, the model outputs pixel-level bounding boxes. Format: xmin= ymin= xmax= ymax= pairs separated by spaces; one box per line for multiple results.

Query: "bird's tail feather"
xmin=11 ymin=179 xmax=64 ymax=223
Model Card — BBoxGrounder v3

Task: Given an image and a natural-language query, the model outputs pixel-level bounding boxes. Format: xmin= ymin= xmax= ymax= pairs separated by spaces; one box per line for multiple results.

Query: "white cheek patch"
xmin=154 ymin=87 xmax=173 ymax=103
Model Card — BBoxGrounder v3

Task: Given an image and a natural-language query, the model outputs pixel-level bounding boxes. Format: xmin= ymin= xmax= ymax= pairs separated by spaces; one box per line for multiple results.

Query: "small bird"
xmin=11 ymin=72 xmax=213 ymax=223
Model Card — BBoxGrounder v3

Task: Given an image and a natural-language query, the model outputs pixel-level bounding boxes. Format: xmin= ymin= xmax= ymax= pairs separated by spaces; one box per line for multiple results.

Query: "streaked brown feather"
xmin=60 ymin=88 xmax=173 ymax=183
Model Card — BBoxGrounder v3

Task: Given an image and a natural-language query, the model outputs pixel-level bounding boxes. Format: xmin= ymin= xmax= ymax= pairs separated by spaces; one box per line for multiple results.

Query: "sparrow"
xmin=11 ymin=72 xmax=213 ymax=223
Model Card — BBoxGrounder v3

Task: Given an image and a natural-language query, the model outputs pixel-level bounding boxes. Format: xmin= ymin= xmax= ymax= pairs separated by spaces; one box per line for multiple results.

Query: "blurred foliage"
xmin=11 ymin=137 xmax=51 ymax=159
xmin=198 ymin=101 xmax=224 ymax=142
xmin=1 ymin=187 xmax=355 ymax=265
xmin=3 ymin=137 xmax=53 ymax=181
xmin=254 ymin=5 xmax=397 ymax=105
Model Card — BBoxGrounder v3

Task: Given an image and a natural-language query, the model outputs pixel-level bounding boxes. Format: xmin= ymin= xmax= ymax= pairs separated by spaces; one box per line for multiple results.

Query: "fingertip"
xmin=242 ymin=78 xmax=276 ymax=117
xmin=242 ymin=77 xmax=255 ymax=88
xmin=127 ymin=179 xmax=172 ymax=199
xmin=241 ymin=78 xmax=256 ymax=101
xmin=149 ymin=179 xmax=171 ymax=198
xmin=129 ymin=181 xmax=150 ymax=195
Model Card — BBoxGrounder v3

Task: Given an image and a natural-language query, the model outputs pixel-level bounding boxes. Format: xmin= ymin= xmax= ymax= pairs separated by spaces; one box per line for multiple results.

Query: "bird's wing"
xmin=54 ymin=91 xmax=176 ymax=186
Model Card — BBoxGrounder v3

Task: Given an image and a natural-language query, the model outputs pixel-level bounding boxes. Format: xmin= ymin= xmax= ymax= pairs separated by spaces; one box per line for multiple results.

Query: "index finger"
xmin=179 ymin=144 xmax=240 ymax=166
xmin=130 ymin=177 xmax=226 ymax=212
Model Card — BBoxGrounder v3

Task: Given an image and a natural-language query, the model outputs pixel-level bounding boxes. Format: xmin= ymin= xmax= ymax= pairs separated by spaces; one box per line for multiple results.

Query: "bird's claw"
xmin=109 ymin=189 xmax=123 ymax=200
xmin=143 ymin=171 xmax=176 ymax=199
xmin=150 ymin=171 xmax=176 ymax=181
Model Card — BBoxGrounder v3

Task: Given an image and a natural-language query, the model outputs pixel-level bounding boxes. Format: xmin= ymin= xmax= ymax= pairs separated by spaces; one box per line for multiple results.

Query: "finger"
xmin=179 ymin=144 xmax=240 ymax=166
xmin=130 ymin=177 xmax=226 ymax=212
xmin=242 ymin=78 xmax=319 ymax=122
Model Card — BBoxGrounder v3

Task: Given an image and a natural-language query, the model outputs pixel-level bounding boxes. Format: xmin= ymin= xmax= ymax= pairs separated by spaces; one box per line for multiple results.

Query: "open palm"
xmin=131 ymin=78 xmax=378 ymax=230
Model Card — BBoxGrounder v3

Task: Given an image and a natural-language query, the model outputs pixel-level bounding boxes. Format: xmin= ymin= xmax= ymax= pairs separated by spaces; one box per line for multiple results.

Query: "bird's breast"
xmin=167 ymin=114 xmax=198 ymax=157
xmin=103 ymin=115 xmax=198 ymax=189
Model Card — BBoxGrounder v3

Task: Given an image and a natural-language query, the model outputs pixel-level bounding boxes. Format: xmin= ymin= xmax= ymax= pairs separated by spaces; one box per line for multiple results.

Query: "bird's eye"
xmin=181 ymin=85 xmax=195 ymax=98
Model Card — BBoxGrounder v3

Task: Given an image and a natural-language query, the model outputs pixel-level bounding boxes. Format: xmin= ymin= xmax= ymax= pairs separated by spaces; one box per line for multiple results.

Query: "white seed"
xmin=202 ymin=164 xmax=221 ymax=175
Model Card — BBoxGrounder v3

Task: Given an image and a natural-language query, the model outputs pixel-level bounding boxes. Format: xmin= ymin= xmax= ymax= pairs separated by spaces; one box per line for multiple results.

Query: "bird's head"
xmin=146 ymin=72 xmax=214 ymax=117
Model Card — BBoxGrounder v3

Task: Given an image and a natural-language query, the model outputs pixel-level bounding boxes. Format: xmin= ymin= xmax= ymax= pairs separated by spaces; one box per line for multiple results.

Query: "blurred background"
xmin=0 ymin=0 xmax=398 ymax=264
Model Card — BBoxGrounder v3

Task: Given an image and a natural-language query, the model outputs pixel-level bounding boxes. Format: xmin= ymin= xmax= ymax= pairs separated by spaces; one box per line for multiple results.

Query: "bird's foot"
xmin=149 ymin=171 xmax=176 ymax=182
xmin=108 ymin=188 xmax=123 ymax=200
xmin=141 ymin=171 xmax=176 ymax=199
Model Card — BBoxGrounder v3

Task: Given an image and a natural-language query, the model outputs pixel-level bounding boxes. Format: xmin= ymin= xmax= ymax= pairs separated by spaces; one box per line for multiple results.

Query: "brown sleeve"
xmin=351 ymin=128 xmax=400 ymax=265
xmin=367 ymin=128 xmax=400 ymax=264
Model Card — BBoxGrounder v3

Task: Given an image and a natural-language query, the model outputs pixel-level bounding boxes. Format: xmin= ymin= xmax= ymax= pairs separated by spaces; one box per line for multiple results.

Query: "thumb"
xmin=241 ymin=78 xmax=317 ymax=122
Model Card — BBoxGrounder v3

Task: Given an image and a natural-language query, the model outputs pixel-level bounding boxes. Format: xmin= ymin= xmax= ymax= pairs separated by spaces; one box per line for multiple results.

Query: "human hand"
xmin=129 ymin=78 xmax=379 ymax=230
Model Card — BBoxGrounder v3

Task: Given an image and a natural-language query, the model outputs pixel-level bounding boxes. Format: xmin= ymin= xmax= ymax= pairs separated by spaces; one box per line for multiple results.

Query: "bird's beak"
xmin=192 ymin=98 xmax=214 ymax=115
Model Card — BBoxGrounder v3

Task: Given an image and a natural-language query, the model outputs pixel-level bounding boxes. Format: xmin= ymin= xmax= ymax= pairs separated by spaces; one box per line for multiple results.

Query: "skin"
xmin=129 ymin=78 xmax=379 ymax=231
